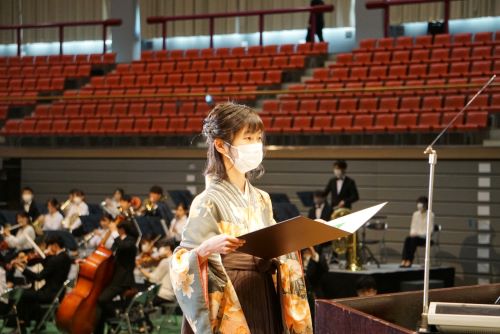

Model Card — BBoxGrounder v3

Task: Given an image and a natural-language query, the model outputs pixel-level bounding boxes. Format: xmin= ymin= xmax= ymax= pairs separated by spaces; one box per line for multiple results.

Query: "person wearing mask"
xmin=400 ymin=196 xmax=435 ymax=268
xmin=94 ymin=220 xmax=138 ymax=334
xmin=13 ymin=235 xmax=72 ymax=330
xmin=88 ymin=214 xmax=119 ymax=250
xmin=102 ymin=188 xmax=124 ymax=218
xmin=305 ymin=0 xmax=325 ymax=42
xmin=40 ymin=198 xmax=64 ymax=231
xmin=3 ymin=212 xmax=36 ymax=252
xmin=20 ymin=187 xmax=40 ymax=223
xmin=167 ymin=203 xmax=188 ymax=244
xmin=62 ymin=190 xmax=89 ymax=234
xmin=323 ymin=160 xmax=359 ymax=210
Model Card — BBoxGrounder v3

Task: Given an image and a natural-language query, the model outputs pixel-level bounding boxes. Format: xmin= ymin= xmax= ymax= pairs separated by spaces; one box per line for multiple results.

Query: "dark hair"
xmin=149 ymin=186 xmax=163 ymax=196
xmin=69 ymin=188 xmax=78 ymax=195
xmin=73 ymin=189 xmax=85 ymax=197
xmin=16 ymin=211 xmax=31 ymax=223
xmin=114 ymin=188 xmax=124 ymax=197
xmin=118 ymin=220 xmax=139 ymax=239
xmin=100 ymin=213 xmax=113 ymax=221
xmin=47 ymin=198 xmax=59 ymax=209
xmin=121 ymin=194 xmax=132 ymax=202
xmin=202 ymin=102 xmax=265 ymax=180
xmin=334 ymin=160 xmax=348 ymax=170
xmin=45 ymin=235 xmax=65 ymax=248
xmin=22 ymin=187 xmax=34 ymax=194
xmin=313 ymin=190 xmax=325 ymax=198
xmin=356 ymin=276 xmax=377 ymax=292
xmin=417 ymin=196 xmax=429 ymax=210
xmin=176 ymin=202 xmax=188 ymax=211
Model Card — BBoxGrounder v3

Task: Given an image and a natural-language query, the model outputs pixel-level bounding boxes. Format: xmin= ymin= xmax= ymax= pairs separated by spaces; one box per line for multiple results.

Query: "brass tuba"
xmin=331 ymin=208 xmax=362 ymax=271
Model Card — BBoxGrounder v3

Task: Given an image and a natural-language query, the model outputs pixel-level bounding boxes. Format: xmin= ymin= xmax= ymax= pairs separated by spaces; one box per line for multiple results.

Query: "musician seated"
xmin=41 ymin=198 xmax=64 ymax=231
xmin=13 ymin=235 xmax=72 ymax=330
xmin=95 ymin=220 xmax=138 ymax=334
xmin=302 ymin=246 xmax=328 ymax=320
xmin=102 ymin=188 xmax=124 ymax=218
xmin=307 ymin=191 xmax=333 ymax=253
xmin=356 ymin=276 xmax=378 ymax=297
xmin=136 ymin=240 xmax=175 ymax=305
xmin=143 ymin=186 xmax=173 ymax=223
xmin=62 ymin=189 xmax=89 ymax=235
xmin=20 ymin=187 xmax=40 ymax=223
xmin=167 ymin=202 xmax=188 ymax=245
xmin=88 ymin=214 xmax=119 ymax=250
xmin=3 ymin=212 xmax=36 ymax=253
xmin=400 ymin=196 xmax=435 ymax=268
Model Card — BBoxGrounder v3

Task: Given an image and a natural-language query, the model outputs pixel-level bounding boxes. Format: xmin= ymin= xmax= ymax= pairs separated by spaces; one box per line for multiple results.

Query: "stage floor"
xmin=321 ymin=263 xmax=455 ymax=299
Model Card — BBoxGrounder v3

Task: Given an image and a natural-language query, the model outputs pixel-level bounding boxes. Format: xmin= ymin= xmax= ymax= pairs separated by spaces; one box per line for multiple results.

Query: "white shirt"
xmin=150 ymin=257 xmax=175 ymax=301
xmin=63 ymin=202 xmax=89 ymax=231
xmin=314 ymin=203 xmax=325 ymax=220
xmin=410 ymin=210 xmax=434 ymax=237
xmin=23 ymin=201 xmax=31 ymax=214
xmin=336 ymin=178 xmax=344 ymax=194
xmin=88 ymin=228 xmax=119 ymax=250
xmin=0 ymin=267 xmax=7 ymax=304
xmin=43 ymin=211 xmax=64 ymax=231
xmin=169 ymin=216 xmax=187 ymax=242
xmin=5 ymin=225 xmax=36 ymax=250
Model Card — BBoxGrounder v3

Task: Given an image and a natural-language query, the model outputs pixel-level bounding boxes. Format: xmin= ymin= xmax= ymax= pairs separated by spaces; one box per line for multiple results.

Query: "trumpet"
xmin=60 ymin=199 xmax=72 ymax=215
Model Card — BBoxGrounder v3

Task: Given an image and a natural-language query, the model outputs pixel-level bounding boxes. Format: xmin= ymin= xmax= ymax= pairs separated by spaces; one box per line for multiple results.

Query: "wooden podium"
xmin=316 ymin=283 xmax=500 ymax=334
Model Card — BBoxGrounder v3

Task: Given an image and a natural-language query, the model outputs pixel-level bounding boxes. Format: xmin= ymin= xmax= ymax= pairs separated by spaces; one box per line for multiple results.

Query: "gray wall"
xmin=21 ymin=158 xmax=500 ymax=285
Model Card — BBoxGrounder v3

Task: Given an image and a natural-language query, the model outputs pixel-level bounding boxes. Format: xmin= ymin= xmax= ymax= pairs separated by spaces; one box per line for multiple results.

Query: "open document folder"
xmin=237 ymin=202 xmax=387 ymax=259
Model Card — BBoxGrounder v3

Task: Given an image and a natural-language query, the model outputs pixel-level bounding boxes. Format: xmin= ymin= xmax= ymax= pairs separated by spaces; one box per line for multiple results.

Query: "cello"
xmin=56 ymin=216 xmax=124 ymax=334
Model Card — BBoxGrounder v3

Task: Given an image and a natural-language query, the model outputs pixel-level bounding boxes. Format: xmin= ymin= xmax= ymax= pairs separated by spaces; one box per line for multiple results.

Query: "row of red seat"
xmin=333 ymin=45 xmax=499 ymax=67
xmin=0 ymin=106 xmax=7 ymax=120
xmin=89 ymin=70 xmax=283 ymax=88
xmin=115 ymin=55 xmax=306 ymax=74
xmin=312 ymin=60 xmax=499 ymax=82
xmin=0 ymin=91 xmax=38 ymax=106
xmin=0 ymin=77 xmax=65 ymax=92
xmin=262 ymin=112 xmax=487 ymax=133
xmin=2 ymin=111 xmax=487 ymax=137
xmin=140 ymin=43 xmax=328 ymax=62
xmin=0 ymin=64 xmax=92 ymax=79
xmin=0 ymin=53 xmax=116 ymax=66
xmin=262 ymin=94 xmax=498 ymax=115
xmin=32 ymin=101 xmax=213 ymax=119
xmin=356 ymin=32 xmax=500 ymax=51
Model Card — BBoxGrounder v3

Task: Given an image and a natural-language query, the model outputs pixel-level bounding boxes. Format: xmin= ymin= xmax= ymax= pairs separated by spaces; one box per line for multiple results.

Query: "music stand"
xmin=418 ymin=75 xmax=496 ymax=333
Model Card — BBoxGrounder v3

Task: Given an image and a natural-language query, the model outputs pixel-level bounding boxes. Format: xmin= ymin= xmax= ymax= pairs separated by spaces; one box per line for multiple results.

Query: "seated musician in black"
xmin=95 ymin=219 xmax=138 ymax=334
xmin=13 ymin=235 xmax=71 ymax=330
xmin=144 ymin=186 xmax=174 ymax=225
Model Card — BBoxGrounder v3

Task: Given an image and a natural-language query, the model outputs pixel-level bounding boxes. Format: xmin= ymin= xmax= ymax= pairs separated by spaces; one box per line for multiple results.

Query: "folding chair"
xmin=107 ymin=286 xmax=154 ymax=334
xmin=30 ymin=280 xmax=72 ymax=333
xmin=0 ymin=288 xmax=23 ymax=334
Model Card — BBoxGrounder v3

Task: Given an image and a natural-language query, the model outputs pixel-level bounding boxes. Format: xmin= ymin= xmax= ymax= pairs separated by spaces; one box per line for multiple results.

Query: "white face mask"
xmin=22 ymin=194 xmax=33 ymax=203
xmin=73 ymin=197 xmax=82 ymax=205
xmin=417 ymin=203 xmax=424 ymax=211
xmin=225 ymin=142 xmax=263 ymax=174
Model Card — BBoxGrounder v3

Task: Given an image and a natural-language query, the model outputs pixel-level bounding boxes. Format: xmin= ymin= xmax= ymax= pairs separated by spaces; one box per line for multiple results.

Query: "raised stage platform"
xmin=321 ymin=263 xmax=455 ymax=299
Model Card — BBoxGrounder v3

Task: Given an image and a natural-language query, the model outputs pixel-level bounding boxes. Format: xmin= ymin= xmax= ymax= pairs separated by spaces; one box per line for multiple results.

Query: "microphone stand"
xmin=418 ymin=75 xmax=496 ymax=333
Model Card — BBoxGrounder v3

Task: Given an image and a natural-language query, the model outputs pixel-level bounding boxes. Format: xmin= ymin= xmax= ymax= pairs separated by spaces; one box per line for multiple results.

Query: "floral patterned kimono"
xmin=170 ymin=178 xmax=313 ymax=334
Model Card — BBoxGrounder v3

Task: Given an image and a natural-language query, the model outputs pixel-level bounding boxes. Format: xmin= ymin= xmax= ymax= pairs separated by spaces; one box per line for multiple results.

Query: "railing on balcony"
xmin=0 ymin=19 xmax=122 ymax=56
xmin=147 ymin=4 xmax=334 ymax=50
xmin=365 ymin=0 xmax=467 ymax=37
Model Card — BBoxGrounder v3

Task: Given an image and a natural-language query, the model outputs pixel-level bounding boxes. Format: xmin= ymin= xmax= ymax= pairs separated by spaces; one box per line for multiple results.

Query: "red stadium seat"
xmin=358 ymin=98 xmax=378 ymax=113
xmin=442 ymin=112 xmax=464 ymax=129
xmin=388 ymin=65 xmax=407 ymax=79
xmin=330 ymin=68 xmax=349 ymax=81
xmin=151 ymin=117 xmax=169 ymax=134
xmin=369 ymin=66 xmax=387 ymax=79
xmin=372 ymin=113 xmax=396 ymax=132
xmin=262 ymin=45 xmax=278 ymax=56
xmin=67 ymin=119 xmax=85 ymax=135
xmin=240 ymin=58 xmax=255 ymax=69
xmin=279 ymin=44 xmax=295 ymax=55
xmin=327 ymin=115 xmax=353 ymax=132
xmin=407 ymin=64 xmax=427 ymax=79
xmin=285 ymin=116 xmax=312 ymax=133
xmin=354 ymin=52 xmax=372 ymax=64
xmin=392 ymin=50 xmax=410 ymax=64
xmin=359 ymin=39 xmax=376 ymax=50
xmin=400 ymin=96 xmax=421 ymax=113
xmin=453 ymin=33 xmax=472 ymax=46
xmin=289 ymin=55 xmax=306 ymax=69
xmin=351 ymin=114 xmax=374 ymax=132
xmin=179 ymin=117 xmax=203 ymax=134
xmin=281 ymin=100 xmax=299 ymax=114
xmin=350 ymin=67 xmax=368 ymax=80
xmin=372 ymin=51 xmax=391 ymax=64
xmin=378 ymin=97 xmax=399 ymax=113
xmin=168 ymin=117 xmax=187 ymax=133
xmin=132 ymin=117 xmax=152 ymax=134
xmin=299 ymin=100 xmax=318 ymax=114
xmin=266 ymin=71 xmax=282 ymax=84
xmin=412 ymin=112 xmax=441 ymax=131
xmin=318 ymin=99 xmax=338 ymax=113
xmin=470 ymin=60 xmax=492 ymax=76
xmin=471 ymin=46 xmax=492 ymax=60
xmin=430 ymin=48 xmax=449 ymax=61
xmin=391 ymin=113 xmax=417 ymax=131
xmin=415 ymin=35 xmax=432 ymax=48
xmin=247 ymin=45 xmax=263 ymax=56
xmin=411 ymin=49 xmax=429 ymax=63
xmin=296 ymin=43 xmax=312 ymax=55
xmin=310 ymin=115 xmax=333 ymax=132
xmin=262 ymin=100 xmax=280 ymax=114
xmin=337 ymin=98 xmax=358 ymax=113
xmin=460 ymin=112 xmax=488 ymax=130
xmin=449 ymin=61 xmax=470 ymax=77
xmin=200 ymin=48 xmax=214 ymax=59
xmin=443 ymin=95 xmax=465 ymax=111
xmin=422 ymin=96 xmax=442 ymax=111
xmin=474 ymin=32 xmax=493 ymax=45
xmin=450 ymin=47 xmax=470 ymax=60
xmin=272 ymin=116 xmax=292 ymax=133
xmin=428 ymin=63 xmax=449 ymax=78
xmin=335 ymin=53 xmax=353 ymax=65
xmin=395 ymin=36 xmax=413 ymax=49
xmin=116 ymin=118 xmax=135 ymax=134
xmin=433 ymin=34 xmax=451 ymax=47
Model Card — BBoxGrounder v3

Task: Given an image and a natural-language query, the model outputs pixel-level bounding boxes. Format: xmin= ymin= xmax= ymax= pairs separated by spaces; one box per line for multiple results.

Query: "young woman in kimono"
xmin=170 ymin=102 xmax=313 ymax=334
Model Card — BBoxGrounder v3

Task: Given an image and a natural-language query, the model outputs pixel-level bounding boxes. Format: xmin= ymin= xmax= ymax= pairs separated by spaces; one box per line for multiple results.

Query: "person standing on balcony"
xmin=306 ymin=0 xmax=325 ymax=42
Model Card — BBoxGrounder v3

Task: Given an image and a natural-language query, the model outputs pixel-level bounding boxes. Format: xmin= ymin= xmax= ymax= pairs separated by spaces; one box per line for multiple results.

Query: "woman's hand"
xmin=196 ymin=234 xmax=245 ymax=259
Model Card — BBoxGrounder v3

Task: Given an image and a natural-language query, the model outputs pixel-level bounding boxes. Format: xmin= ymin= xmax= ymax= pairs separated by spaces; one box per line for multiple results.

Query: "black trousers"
xmin=17 ymin=289 xmax=54 ymax=326
xmin=401 ymin=236 xmax=426 ymax=262
xmin=306 ymin=24 xmax=324 ymax=42
xmin=94 ymin=285 xmax=127 ymax=334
